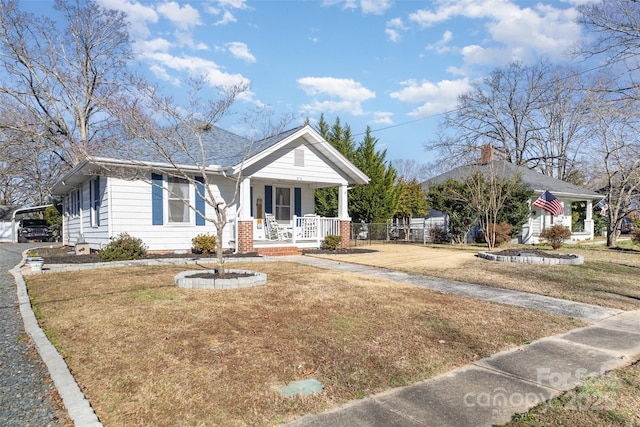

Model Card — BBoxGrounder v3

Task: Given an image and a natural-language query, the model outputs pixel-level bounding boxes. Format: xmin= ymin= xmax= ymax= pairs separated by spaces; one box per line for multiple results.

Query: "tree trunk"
xmin=606 ymin=228 xmax=618 ymax=247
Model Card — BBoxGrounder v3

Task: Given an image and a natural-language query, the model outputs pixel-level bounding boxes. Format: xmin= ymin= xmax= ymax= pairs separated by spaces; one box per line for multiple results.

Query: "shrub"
xmin=485 ymin=222 xmax=513 ymax=247
xmin=192 ymin=233 xmax=217 ymax=254
xmin=321 ymin=235 xmax=342 ymax=250
xmin=539 ymin=224 xmax=572 ymax=249
xmin=428 ymin=224 xmax=449 ymax=244
xmin=100 ymin=233 xmax=147 ymax=262
xmin=631 ymin=229 xmax=640 ymax=246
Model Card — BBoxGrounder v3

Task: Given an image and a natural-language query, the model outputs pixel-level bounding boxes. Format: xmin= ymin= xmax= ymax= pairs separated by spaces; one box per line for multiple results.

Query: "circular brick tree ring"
xmin=175 ymin=269 xmax=267 ymax=289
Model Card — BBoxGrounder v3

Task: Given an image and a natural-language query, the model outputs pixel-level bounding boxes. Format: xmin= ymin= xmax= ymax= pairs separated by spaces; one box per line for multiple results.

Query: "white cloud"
xmin=141 ymin=52 xmax=250 ymax=91
xmin=322 ymin=0 xmax=358 ymax=11
xmin=390 ymin=78 xmax=472 ymax=117
xmin=426 ymin=30 xmax=453 ymax=53
xmin=216 ymin=0 xmax=249 ymax=9
xmin=227 ymin=42 xmax=256 ymax=63
xmin=96 ymin=0 xmax=158 ymax=38
xmin=207 ymin=0 xmax=249 ymax=25
xmin=361 ymin=0 xmax=394 ymax=15
xmin=297 ymin=77 xmax=375 ymax=115
xmin=215 ymin=10 xmax=237 ymax=25
xmin=406 ymin=0 xmax=584 ymax=68
xmin=385 ymin=17 xmax=406 ymax=43
xmin=371 ymin=111 xmax=394 ymax=125
xmin=148 ymin=64 xmax=180 ymax=86
xmin=157 ymin=1 xmax=201 ymax=30
xmin=323 ymin=0 xmax=392 ymax=14
xmin=134 ymin=38 xmax=173 ymax=54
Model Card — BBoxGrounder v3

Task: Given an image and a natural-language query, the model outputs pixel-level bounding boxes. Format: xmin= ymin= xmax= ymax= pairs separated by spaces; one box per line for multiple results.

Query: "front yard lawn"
xmin=26 ymin=261 xmax=583 ymax=426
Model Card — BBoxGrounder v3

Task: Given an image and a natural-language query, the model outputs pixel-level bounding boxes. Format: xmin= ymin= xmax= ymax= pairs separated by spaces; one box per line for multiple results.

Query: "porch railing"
xmin=291 ymin=215 xmax=340 ymax=244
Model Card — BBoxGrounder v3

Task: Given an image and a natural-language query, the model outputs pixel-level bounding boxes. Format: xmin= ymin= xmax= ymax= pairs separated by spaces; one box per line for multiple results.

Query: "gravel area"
xmin=0 ymin=244 xmax=71 ymax=427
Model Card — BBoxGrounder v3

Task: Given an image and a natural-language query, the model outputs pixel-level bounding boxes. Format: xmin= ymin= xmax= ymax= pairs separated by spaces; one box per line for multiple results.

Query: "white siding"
xmin=109 ymin=176 xmax=237 ymax=252
xmin=62 ymin=178 xmax=110 ymax=248
xmin=247 ymin=143 xmax=350 ymax=185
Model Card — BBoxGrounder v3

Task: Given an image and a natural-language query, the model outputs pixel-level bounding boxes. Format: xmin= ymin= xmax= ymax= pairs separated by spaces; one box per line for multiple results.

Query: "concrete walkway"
xmin=285 ymin=310 xmax=640 ymax=427
xmin=281 ymin=255 xmax=622 ymax=322
xmin=279 ymin=255 xmax=640 ymax=427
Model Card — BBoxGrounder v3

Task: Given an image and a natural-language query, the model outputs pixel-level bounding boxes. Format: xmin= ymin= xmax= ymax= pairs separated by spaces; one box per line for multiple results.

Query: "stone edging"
xmin=10 ymin=250 xmax=102 ymax=426
xmin=477 ymin=252 xmax=584 ymax=265
xmin=175 ymin=269 xmax=267 ymax=289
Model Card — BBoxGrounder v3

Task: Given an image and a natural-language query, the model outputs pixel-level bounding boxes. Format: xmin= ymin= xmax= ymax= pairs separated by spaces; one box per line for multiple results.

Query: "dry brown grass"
xmin=27 ymin=261 xmax=583 ymax=426
xmin=312 ymin=243 xmax=640 ymax=310
xmin=503 ymin=359 xmax=640 ymax=427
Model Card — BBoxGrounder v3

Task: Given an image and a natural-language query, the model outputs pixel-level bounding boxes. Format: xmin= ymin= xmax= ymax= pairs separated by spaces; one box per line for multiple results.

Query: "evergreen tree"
xmin=350 ymin=127 xmax=400 ymax=223
xmin=395 ymin=178 xmax=429 ymax=223
xmin=314 ymin=115 xmax=356 ymax=217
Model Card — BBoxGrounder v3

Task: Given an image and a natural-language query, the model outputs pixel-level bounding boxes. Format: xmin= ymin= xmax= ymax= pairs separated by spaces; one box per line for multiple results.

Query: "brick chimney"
xmin=480 ymin=143 xmax=494 ymax=164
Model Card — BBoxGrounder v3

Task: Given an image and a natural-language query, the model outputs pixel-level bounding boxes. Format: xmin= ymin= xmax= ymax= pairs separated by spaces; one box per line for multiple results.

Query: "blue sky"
xmin=36 ymin=0 xmax=598 ymax=165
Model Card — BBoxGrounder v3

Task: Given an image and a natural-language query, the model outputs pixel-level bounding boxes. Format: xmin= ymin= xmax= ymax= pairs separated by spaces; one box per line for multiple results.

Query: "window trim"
xmin=275 ymin=186 xmax=292 ymax=222
xmin=166 ymin=176 xmax=191 ymax=224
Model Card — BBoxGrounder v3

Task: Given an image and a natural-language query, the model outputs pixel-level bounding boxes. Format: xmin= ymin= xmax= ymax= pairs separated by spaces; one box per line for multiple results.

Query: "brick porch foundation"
xmin=255 ymin=246 xmax=302 ymax=256
xmin=237 ymin=220 xmax=254 ymax=253
xmin=340 ymin=220 xmax=351 ymax=248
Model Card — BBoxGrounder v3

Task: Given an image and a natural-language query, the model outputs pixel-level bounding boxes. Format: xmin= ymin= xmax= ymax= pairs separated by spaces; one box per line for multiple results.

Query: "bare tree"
xmin=586 ymin=89 xmax=640 ymax=247
xmin=107 ymin=78 xmax=289 ymax=274
xmin=392 ymin=159 xmax=435 ymax=183
xmin=532 ymin=66 xmax=593 ymax=183
xmin=0 ymin=0 xmax=132 ymax=169
xmin=428 ymin=61 xmax=548 ymax=168
xmin=577 ymin=0 xmax=640 ymax=74
xmin=428 ymin=61 xmax=594 ymax=181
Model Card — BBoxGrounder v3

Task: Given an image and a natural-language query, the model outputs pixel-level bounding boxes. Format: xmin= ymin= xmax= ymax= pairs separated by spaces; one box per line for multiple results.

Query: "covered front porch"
xmin=521 ymin=194 xmax=599 ymax=244
xmin=234 ymin=177 xmax=352 ymax=254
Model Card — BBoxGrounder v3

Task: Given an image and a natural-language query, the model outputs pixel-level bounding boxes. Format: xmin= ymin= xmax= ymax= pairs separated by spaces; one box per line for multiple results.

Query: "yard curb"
xmin=11 ymin=249 xmax=102 ymax=427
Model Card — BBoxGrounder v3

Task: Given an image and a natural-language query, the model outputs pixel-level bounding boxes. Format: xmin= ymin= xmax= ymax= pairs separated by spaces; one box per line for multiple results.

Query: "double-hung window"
xmin=167 ymin=177 xmax=190 ymax=223
xmin=275 ymin=187 xmax=291 ymax=221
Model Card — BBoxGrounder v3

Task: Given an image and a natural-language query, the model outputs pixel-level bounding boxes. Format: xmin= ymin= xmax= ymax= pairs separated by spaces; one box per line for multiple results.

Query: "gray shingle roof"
xmin=424 ymin=160 xmax=602 ymax=199
xmin=102 ymin=124 xmax=305 ymax=168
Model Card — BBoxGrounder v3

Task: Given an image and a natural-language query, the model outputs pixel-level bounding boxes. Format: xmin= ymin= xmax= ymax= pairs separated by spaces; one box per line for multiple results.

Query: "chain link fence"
xmin=350 ymin=218 xmax=448 ymax=246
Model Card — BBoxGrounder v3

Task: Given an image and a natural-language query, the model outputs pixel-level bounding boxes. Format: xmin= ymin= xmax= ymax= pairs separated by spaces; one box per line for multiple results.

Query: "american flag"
xmin=597 ymin=197 xmax=608 ymax=216
xmin=533 ymin=190 xmax=564 ymax=216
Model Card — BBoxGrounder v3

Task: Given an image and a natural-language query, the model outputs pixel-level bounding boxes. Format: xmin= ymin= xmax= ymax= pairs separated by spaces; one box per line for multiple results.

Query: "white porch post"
xmin=338 ymin=184 xmax=351 ymax=248
xmin=237 ymin=178 xmax=251 ymax=220
xmin=236 ymin=178 xmax=254 ymax=253
xmin=338 ymin=184 xmax=349 ymax=220
xmin=584 ymin=199 xmax=594 ymax=240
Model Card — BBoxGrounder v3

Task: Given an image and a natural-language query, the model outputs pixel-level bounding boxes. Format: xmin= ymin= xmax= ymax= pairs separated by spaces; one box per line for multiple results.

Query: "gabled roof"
xmin=52 ymin=124 xmax=369 ymax=194
xmin=424 ymin=160 xmax=602 ymax=199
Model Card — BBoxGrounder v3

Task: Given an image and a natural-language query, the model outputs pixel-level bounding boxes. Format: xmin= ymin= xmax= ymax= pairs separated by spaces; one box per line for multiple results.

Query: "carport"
xmin=0 ymin=205 xmax=52 ymax=243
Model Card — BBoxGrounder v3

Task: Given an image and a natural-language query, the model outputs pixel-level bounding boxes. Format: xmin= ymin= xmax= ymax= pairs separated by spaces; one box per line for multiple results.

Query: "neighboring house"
xmin=50 ymin=125 xmax=369 ymax=255
xmin=424 ymin=153 xmax=603 ymax=244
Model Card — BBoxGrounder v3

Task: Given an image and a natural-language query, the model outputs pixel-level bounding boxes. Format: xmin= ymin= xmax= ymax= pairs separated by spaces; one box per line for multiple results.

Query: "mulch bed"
xmin=489 ymin=248 xmax=578 ymax=259
xmin=29 ymin=246 xmax=261 ymax=264
xmin=302 ymin=248 xmax=378 ymax=255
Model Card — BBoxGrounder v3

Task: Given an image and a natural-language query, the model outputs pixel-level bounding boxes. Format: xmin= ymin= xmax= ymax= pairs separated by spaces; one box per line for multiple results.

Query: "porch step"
xmin=256 ymin=246 xmax=302 ymax=256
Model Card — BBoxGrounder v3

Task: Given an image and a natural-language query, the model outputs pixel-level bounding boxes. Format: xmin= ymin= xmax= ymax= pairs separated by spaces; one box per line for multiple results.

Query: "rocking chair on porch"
xmin=264 ymin=213 xmax=291 ymax=240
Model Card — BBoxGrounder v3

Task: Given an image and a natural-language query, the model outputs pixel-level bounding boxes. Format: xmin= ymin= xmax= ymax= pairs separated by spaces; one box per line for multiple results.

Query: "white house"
xmin=424 ymin=158 xmax=603 ymax=244
xmin=50 ymin=125 xmax=369 ymax=255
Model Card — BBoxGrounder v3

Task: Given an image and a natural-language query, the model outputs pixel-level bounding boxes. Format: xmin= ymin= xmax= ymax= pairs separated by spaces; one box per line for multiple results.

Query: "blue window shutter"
xmin=294 ymin=187 xmax=302 ymax=217
xmin=250 ymin=186 xmax=254 ymax=217
xmin=195 ymin=176 xmax=205 ymax=226
xmin=265 ymin=185 xmax=273 ymax=214
xmin=151 ymin=173 xmax=163 ymax=225
xmin=94 ymin=177 xmax=101 ymax=227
